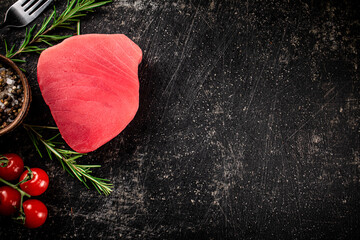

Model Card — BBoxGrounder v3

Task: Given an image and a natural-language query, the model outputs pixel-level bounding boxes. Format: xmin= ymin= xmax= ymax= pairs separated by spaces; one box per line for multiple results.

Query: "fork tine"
xmin=26 ymin=0 xmax=45 ymax=14
xmin=28 ymin=0 xmax=53 ymax=16
xmin=17 ymin=0 xmax=29 ymax=5
xmin=10 ymin=0 xmax=31 ymax=8
xmin=22 ymin=0 xmax=37 ymax=9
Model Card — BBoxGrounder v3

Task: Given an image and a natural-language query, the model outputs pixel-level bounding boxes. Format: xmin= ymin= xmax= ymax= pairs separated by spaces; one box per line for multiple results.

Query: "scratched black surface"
xmin=0 ymin=0 xmax=359 ymax=239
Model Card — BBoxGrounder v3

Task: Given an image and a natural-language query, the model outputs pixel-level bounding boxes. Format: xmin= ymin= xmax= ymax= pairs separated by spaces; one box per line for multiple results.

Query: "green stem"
xmin=0 ymin=155 xmax=9 ymax=167
xmin=1 ymin=177 xmax=29 ymax=224
xmin=0 ymin=177 xmax=31 ymax=198
xmin=18 ymin=194 xmax=26 ymax=224
xmin=23 ymin=124 xmax=58 ymax=130
xmin=15 ymin=166 xmax=33 ymax=187
xmin=0 ymin=159 xmax=9 ymax=166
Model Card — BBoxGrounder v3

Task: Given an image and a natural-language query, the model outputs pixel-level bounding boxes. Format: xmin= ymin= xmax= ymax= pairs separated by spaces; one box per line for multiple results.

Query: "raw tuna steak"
xmin=37 ymin=34 xmax=142 ymax=153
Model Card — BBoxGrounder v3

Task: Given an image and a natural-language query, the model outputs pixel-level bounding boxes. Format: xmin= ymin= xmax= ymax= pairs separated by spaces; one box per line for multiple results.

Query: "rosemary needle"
xmin=23 ymin=124 xmax=113 ymax=196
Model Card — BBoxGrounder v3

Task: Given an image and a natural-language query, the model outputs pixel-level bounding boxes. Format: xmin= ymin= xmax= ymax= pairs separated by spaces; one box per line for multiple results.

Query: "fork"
xmin=0 ymin=0 xmax=53 ymax=30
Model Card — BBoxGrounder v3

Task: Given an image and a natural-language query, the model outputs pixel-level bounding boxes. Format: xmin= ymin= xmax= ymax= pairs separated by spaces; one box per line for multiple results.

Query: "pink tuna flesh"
xmin=37 ymin=34 xmax=142 ymax=153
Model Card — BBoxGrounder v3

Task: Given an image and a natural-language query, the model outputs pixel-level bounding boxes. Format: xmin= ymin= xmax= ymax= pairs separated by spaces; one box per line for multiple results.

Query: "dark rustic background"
xmin=0 ymin=0 xmax=359 ymax=239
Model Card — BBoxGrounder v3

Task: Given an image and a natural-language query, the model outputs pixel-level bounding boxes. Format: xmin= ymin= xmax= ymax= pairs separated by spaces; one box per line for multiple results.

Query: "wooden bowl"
xmin=0 ymin=54 xmax=31 ymax=136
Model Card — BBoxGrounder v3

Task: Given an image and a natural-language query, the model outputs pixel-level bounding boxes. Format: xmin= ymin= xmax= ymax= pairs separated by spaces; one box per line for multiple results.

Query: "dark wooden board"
xmin=0 ymin=0 xmax=359 ymax=239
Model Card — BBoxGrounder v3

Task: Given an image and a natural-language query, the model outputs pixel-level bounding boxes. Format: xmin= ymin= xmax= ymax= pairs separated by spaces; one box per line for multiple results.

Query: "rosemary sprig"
xmin=23 ymin=124 xmax=113 ymax=196
xmin=5 ymin=0 xmax=112 ymax=60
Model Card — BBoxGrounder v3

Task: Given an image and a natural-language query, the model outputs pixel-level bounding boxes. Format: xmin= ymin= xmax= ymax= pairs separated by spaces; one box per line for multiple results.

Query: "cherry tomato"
xmin=0 ymin=186 xmax=21 ymax=216
xmin=23 ymin=199 xmax=48 ymax=228
xmin=0 ymin=153 xmax=24 ymax=181
xmin=19 ymin=168 xmax=49 ymax=196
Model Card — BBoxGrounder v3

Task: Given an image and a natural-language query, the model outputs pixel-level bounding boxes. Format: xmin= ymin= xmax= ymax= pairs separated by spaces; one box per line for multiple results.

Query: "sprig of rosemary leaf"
xmin=23 ymin=124 xmax=113 ymax=196
xmin=5 ymin=0 xmax=112 ymax=60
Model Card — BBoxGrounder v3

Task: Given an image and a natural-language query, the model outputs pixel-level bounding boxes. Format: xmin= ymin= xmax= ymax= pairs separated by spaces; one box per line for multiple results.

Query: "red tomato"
xmin=0 ymin=186 xmax=21 ymax=216
xmin=23 ymin=199 xmax=48 ymax=228
xmin=19 ymin=168 xmax=49 ymax=196
xmin=0 ymin=153 xmax=24 ymax=181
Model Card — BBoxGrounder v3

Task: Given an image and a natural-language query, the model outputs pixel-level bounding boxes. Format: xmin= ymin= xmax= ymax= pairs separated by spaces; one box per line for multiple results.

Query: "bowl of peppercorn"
xmin=0 ymin=54 xmax=31 ymax=136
